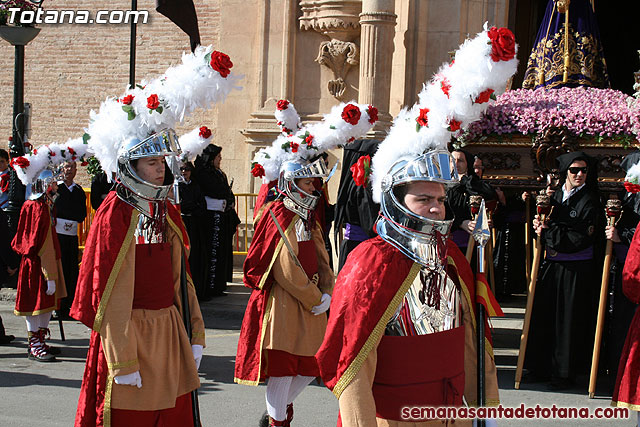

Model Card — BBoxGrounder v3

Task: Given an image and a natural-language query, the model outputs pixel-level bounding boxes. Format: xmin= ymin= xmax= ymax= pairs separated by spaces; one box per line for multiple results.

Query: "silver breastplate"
xmin=386 ymin=269 xmax=461 ymax=336
xmin=283 ymin=196 xmax=312 ymax=221
xmin=133 ymin=207 xmax=168 ymax=244
xmin=294 ymin=218 xmax=312 ymax=242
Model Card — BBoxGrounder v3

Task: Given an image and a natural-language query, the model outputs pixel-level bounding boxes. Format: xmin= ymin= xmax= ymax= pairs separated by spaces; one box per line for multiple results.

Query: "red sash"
xmin=373 ymin=327 xmax=465 ymax=421
xmin=133 ymin=243 xmax=174 ymax=310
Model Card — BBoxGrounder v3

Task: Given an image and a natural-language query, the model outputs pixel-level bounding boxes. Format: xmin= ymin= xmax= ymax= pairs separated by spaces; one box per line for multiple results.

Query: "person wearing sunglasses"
xmin=527 ymin=151 xmax=605 ymax=390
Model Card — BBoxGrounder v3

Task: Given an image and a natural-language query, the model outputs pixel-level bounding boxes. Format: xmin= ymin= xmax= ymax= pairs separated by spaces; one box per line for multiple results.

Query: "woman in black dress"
xmin=193 ymin=145 xmax=241 ymax=299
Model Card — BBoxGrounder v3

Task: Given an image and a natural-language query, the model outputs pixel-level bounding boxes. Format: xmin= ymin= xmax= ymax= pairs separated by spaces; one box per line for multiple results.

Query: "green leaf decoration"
xmin=416 ymin=122 xmax=421 ymax=133
xmin=264 ymin=153 xmax=271 ymax=159
xmin=127 ymin=111 xmax=136 ymax=121
xmin=122 ymin=105 xmax=133 ymax=113
xmin=329 ymin=125 xmax=336 ymax=130
xmin=82 ymin=133 xmax=91 ymax=144
xmin=205 ymin=52 xmax=212 ymax=65
xmin=136 ymin=84 xmax=144 ymax=90
xmin=490 ymin=92 xmax=497 ymax=101
xmin=156 ymin=106 xmax=163 ymax=114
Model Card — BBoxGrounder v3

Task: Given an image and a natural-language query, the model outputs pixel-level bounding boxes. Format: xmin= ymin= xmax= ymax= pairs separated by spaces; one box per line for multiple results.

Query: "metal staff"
xmin=466 ymin=195 xmax=483 ymax=262
xmin=173 ymin=181 xmax=202 ymax=426
xmin=472 ymin=200 xmax=490 ymax=427
xmin=588 ymin=196 xmax=622 ymax=398
xmin=485 ymin=200 xmax=498 ymax=295
xmin=514 ymin=192 xmax=553 ymax=389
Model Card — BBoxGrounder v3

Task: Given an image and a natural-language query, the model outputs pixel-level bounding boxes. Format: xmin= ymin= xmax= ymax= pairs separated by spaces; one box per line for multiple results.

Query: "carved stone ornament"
xmin=300 ymin=1 xmax=361 ymax=99
xmin=476 ymin=152 xmax=521 ymax=171
xmin=530 ymin=126 xmax=578 ymax=183
xmin=594 ymin=154 xmax=624 ymax=174
xmin=299 ymin=0 xmax=361 ymax=37
xmin=316 ymin=39 xmax=358 ymax=98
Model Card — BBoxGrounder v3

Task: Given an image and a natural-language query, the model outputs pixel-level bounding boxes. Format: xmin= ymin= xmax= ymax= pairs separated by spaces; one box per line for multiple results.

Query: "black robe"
xmin=54 ymin=182 xmax=87 ymax=317
xmin=179 ymin=179 xmax=209 ymax=300
xmin=526 ymin=185 xmax=604 ymax=380
xmin=603 ymin=192 xmax=639 ymax=389
xmin=192 ymin=165 xmax=240 ymax=298
xmin=333 ymin=139 xmax=380 ymax=271
xmin=447 ymin=174 xmax=497 ymax=253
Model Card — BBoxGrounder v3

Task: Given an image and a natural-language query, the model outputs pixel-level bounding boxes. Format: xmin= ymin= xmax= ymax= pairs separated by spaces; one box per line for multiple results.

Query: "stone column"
xmin=359 ymin=0 xmax=396 ymax=138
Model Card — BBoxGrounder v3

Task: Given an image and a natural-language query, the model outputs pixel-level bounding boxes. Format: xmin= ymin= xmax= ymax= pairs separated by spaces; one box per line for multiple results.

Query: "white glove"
xmin=114 ymin=371 xmax=142 ymax=388
xmin=311 ymin=293 xmax=331 ymax=315
xmin=46 ymin=280 xmax=56 ymax=296
xmin=192 ymin=344 xmax=203 ymax=370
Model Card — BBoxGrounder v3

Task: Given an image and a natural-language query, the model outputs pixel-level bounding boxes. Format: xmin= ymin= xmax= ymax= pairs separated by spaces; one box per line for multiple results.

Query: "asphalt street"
xmin=0 ymin=280 xmax=635 ymax=426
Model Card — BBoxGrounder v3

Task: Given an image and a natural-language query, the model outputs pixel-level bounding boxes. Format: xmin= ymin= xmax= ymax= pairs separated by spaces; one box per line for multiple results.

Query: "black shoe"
xmin=0 ymin=334 xmax=15 ymax=345
xmin=28 ymin=349 xmax=56 ymax=362
xmin=211 ymin=291 xmax=227 ymax=298
xmin=548 ymin=377 xmax=575 ymax=391
xmin=522 ymin=371 xmax=550 ymax=383
xmin=259 ymin=410 xmax=269 ymax=427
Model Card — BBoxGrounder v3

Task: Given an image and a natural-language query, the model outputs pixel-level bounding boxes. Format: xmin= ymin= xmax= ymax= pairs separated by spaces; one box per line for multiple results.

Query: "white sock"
xmin=38 ymin=312 xmax=52 ymax=329
xmin=266 ymin=376 xmax=293 ymax=421
xmin=25 ymin=316 xmax=38 ymax=333
xmin=287 ymin=375 xmax=315 ymax=404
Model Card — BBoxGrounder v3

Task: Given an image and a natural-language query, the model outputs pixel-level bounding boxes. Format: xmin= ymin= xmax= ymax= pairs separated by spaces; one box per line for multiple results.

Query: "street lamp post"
xmin=0 ymin=0 xmax=43 ymax=232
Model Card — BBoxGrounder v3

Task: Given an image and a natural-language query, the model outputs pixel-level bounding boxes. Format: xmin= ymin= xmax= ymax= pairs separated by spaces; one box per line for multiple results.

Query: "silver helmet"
xmin=376 ymin=149 xmax=459 ymax=269
xmin=28 ymin=168 xmax=58 ymax=201
xmin=277 ymin=157 xmax=329 ymax=220
xmin=116 ymin=128 xmax=182 ymax=216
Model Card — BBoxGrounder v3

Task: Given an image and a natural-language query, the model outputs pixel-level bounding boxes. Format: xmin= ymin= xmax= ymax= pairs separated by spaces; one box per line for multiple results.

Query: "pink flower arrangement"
xmin=461 ymin=87 xmax=639 ymax=145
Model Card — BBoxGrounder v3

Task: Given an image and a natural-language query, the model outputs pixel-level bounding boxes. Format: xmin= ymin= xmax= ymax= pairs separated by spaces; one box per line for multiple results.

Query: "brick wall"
xmin=0 ymin=0 xmax=224 ymax=187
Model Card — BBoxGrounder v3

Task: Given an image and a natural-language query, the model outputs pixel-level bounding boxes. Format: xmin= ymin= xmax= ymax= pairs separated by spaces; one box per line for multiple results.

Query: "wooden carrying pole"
xmin=588 ymin=198 xmax=621 ymax=398
xmin=514 ymin=193 xmax=552 ymax=389
xmin=466 ymin=195 xmax=483 ymax=263
xmin=514 ymin=236 xmax=542 ymax=389
xmin=525 ymin=196 xmax=531 ymax=286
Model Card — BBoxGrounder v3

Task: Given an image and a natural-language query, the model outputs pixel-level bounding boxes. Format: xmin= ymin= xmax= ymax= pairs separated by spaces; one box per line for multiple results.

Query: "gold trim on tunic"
xmin=332 ymin=263 xmax=421 ymax=399
xmin=92 ymin=210 xmax=139 ymax=333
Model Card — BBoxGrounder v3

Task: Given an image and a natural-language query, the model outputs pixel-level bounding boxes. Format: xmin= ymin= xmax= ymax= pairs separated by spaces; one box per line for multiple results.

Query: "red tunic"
xmin=316 ymin=236 xmax=494 ymax=398
xmin=613 ymin=226 xmax=640 ymax=410
xmin=12 ymin=199 xmax=63 ymax=315
xmin=71 ymin=193 xmax=196 ymax=427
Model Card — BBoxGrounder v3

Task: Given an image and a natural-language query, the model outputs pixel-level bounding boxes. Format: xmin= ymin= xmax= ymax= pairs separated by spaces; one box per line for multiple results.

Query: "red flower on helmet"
xmin=367 ymin=105 xmax=378 ymax=124
xmin=199 ymin=126 xmax=212 ymax=139
xmin=441 ymin=78 xmax=451 ymax=98
xmin=350 ymin=155 xmax=371 ymax=187
xmin=416 ymin=108 xmax=429 ymax=128
xmin=11 ymin=156 xmax=30 ymax=168
xmin=474 ymin=88 xmax=495 ymax=104
xmin=276 ymin=100 xmax=290 ymax=111
xmin=624 ymin=181 xmax=640 ymax=194
xmin=305 ymin=134 xmax=314 ymax=147
xmin=341 ymin=104 xmax=361 ymax=125
xmin=147 ymin=94 xmax=160 ymax=110
xmin=251 ymin=162 xmax=265 ymax=178
xmin=448 ymin=118 xmax=462 ymax=132
xmin=290 ymin=141 xmax=299 ymax=153
xmin=121 ymin=94 xmax=134 ymax=105
xmin=209 ymin=51 xmax=233 ymax=78
xmin=487 ymin=27 xmax=516 ymax=62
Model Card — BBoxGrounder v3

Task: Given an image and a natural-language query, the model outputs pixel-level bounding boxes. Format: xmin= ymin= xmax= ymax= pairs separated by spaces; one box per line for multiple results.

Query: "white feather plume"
xmin=86 ymin=45 xmax=241 ymax=179
xmin=252 ymin=101 xmax=377 ymax=182
xmin=370 ymin=25 xmax=518 ymax=202
xmin=274 ymin=100 xmax=302 ymax=135
xmin=13 ymin=137 xmax=90 ymax=185
xmin=178 ymin=126 xmax=214 ymax=162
